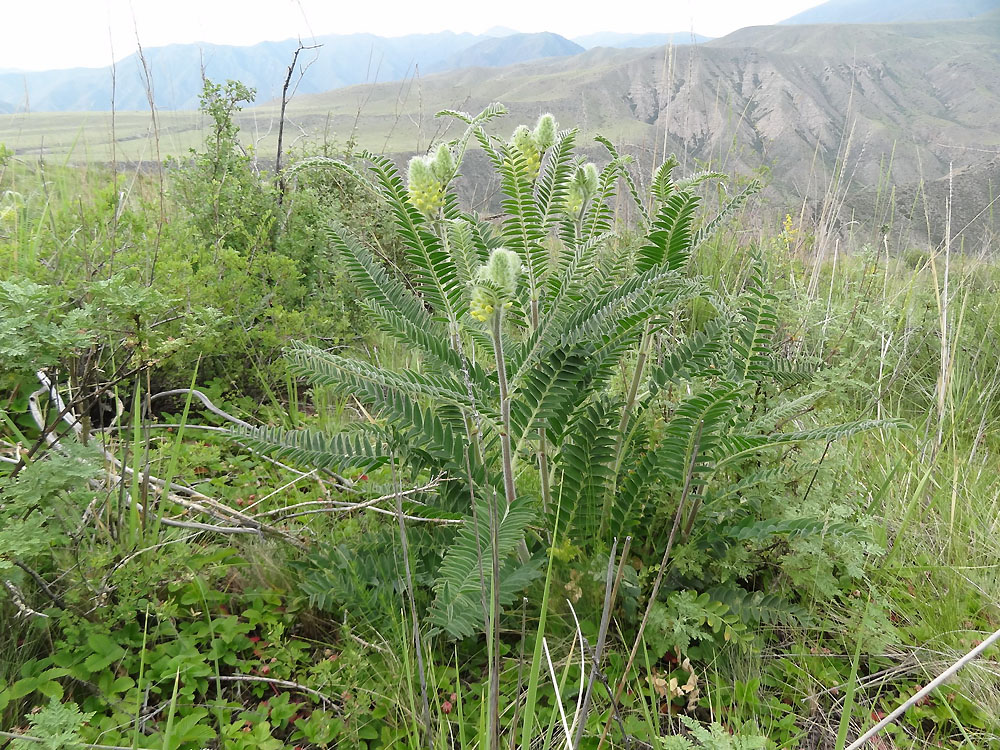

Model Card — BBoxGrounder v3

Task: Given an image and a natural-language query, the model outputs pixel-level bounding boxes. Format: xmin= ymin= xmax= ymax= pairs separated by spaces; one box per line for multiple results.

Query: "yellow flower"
xmin=407 ymin=153 xmax=447 ymax=216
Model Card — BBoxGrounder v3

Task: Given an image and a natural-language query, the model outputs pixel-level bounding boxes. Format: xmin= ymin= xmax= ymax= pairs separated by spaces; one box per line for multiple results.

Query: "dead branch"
xmin=215 ymin=673 xmax=339 ymax=710
xmin=276 ymin=41 xmax=322 ymax=203
xmin=2 ymin=580 xmax=50 ymax=619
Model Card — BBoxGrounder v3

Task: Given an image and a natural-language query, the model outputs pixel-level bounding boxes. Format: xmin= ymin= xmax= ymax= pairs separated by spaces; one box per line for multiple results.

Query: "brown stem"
xmin=276 ymin=41 xmax=321 ymax=205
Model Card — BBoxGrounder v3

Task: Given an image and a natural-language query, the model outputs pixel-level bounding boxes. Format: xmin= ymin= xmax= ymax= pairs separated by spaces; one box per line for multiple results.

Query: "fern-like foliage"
xmin=553 ymin=398 xmax=618 ymax=540
xmin=240 ymin=106 xmax=900 ymax=646
xmin=636 ymin=189 xmax=701 ymax=273
xmin=731 ymin=258 xmax=780 ymax=382
xmin=427 ymin=495 xmax=542 ymax=639
xmin=234 ymin=424 xmax=388 ymax=474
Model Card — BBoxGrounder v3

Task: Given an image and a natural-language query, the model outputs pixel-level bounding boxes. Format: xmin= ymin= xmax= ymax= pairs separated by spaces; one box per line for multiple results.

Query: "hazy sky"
xmin=3 ymin=0 xmax=824 ymax=71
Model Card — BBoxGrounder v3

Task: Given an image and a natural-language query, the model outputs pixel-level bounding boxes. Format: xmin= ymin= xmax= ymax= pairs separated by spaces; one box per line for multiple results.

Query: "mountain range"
xmin=0 ymin=28 xmax=703 ymax=114
xmin=264 ymin=7 xmax=999 ymax=248
xmin=2 ymin=0 xmax=998 ymax=248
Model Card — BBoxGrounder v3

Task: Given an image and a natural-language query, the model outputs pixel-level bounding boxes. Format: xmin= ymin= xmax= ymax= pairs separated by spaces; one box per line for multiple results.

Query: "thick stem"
xmin=488 ymin=309 xmax=515 ymax=750
xmin=492 ymin=313 xmax=517 ymax=509
xmin=600 ymin=319 xmax=654 ymax=536
xmin=487 ymin=488 xmax=501 ymax=750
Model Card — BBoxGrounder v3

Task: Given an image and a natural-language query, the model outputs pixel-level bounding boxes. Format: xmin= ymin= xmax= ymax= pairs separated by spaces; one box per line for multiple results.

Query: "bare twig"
xmin=148 ymin=388 xmax=354 ymax=486
xmin=573 ymin=537 xmax=629 ymax=748
xmin=266 ymin=503 xmax=461 ymax=525
xmin=147 ymin=388 xmax=251 ymax=428
xmin=276 ymin=41 xmax=322 ymax=203
xmin=845 ymin=625 xmax=1000 ymax=750
xmin=2 ymin=580 xmax=50 ymax=619
xmin=31 ymin=375 xmax=300 ymax=543
xmin=214 ymin=674 xmax=340 ymax=710
xmin=254 ymin=476 xmax=446 ymax=519
xmin=568 ymin=598 xmax=629 ymax=749
xmin=12 ymin=559 xmax=67 ymax=609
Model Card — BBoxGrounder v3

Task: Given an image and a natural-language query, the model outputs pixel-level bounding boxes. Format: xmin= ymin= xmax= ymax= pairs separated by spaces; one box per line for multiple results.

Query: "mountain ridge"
xmin=267 ymin=14 xmax=999 ymax=247
xmin=781 ymin=0 xmax=1000 ymax=24
xmin=573 ymin=31 xmax=712 ymax=49
xmin=0 ymin=28 xmax=682 ymax=114
xmin=3 ymin=11 xmax=998 ymax=247
xmin=429 ymin=32 xmax=584 ymax=72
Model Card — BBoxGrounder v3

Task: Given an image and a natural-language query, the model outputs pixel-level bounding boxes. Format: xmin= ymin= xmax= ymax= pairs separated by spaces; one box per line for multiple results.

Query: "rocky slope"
xmin=278 ymin=12 xmax=1000 ymax=246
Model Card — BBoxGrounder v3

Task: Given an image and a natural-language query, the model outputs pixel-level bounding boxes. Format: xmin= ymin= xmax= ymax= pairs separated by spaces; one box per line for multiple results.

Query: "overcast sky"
xmin=2 ymin=0 xmax=824 ymax=71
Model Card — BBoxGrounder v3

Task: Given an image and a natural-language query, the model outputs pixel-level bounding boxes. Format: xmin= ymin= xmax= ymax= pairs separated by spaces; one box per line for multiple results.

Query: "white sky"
xmin=2 ymin=0 xmax=824 ymax=71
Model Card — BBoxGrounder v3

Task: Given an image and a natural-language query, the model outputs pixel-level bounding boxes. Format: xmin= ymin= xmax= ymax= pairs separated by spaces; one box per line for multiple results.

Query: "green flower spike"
xmin=469 ymin=248 xmax=522 ymax=322
xmin=533 ymin=113 xmax=557 ymax=152
xmin=566 ymin=163 xmax=599 ymax=214
xmin=511 ymin=125 xmax=542 ymax=180
xmin=407 ymin=153 xmax=446 ymax=216
xmin=431 ymin=143 xmax=456 ymax=183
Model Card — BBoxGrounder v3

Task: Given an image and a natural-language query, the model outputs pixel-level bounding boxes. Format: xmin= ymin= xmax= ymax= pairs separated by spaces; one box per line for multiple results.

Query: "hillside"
xmin=2 ymin=14 xmax=998 ymax=246
xmin=267 ymin=13 xmax=999 ymax=245
xmin=0 ymin=31 xmax=491 ymax=112
xmin=781 ymin=0 xmax=1000 ymax=24
xmin=573 ymin=31 xmax=711 ymax=48
xmin=0 ymin=27 xmax=697 ymax=114
xmin=430 ymin=32 xmax=584 ymax=71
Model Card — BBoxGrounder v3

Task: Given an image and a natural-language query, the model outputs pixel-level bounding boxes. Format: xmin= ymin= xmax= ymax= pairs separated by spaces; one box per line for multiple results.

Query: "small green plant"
xmin=7 ymin=699 xmax=94 ymax=750
xmin=660 ymin=715 xmax=766 ymax=750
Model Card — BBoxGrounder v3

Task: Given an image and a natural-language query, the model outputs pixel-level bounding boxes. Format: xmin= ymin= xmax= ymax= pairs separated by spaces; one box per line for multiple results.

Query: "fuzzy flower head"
xmin=0 ymin=190 xmax=23 ymax=227
xmin=407 ymin=151 xmax=449 ymax=216
xmin=533 ymin=113 xmax=557 ymax=152
xmin=566 ymin=163 xmax=599 ymax=215
xmin=469 ymin=285 xmax=497 ymax=323
xmin=508 ymin=114 xmax=558 ymax=180
xmin=431 ymin=143 xmax=456 ymax=183
xmin=469 ymin=248 xmax=522 ymax=322
xmin=510 ymin=125 xmax=541 ymax=180
xmin=479 ymin=247 xmax=522 ymax=296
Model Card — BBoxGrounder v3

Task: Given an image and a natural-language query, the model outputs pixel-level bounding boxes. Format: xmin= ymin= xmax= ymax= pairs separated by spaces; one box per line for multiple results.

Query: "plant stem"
xmin=597 ymin=423 xmax=702 ymax=750
xmin=489 ymin=309 xmax=515 ymax=750
xmin=392 ymin=457 xmax=432 ymax=748
xmin=492 ymin=313 xmax=517 ymax=510
xmin=573 ymin=536 xmax=629 ymax=748
xmin=601 ymin=319 xmax=654 ymax=536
